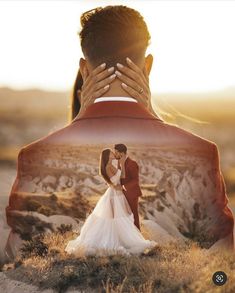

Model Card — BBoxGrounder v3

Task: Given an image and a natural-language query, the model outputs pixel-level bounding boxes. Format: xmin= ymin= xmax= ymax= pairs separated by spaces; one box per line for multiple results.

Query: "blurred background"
xmin=0 ymin=0 xmax=235 ymax=234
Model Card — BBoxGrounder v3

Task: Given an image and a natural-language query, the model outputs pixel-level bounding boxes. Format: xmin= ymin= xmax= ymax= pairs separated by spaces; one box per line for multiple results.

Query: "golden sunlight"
xmin=0 ymin=0 xmax=235 ymax=94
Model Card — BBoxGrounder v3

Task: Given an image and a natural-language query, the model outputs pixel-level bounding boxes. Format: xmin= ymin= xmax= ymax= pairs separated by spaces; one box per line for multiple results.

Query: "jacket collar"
xmin=72 ymin=100 xmax=164 ymax=122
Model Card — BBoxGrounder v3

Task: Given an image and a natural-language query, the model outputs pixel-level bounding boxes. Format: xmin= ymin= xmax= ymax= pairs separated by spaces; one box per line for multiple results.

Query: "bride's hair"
xmin=68 ymin=68 xmax=82 ymax=121
xmin=99 ymin=148 xmax=112 ymax=184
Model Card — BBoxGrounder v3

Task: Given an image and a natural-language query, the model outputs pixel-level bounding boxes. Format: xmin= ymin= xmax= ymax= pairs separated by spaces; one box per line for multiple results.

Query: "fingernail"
xmin=100 ymin=63 xmax=106 ymax=68
xmin=122 ymin=83 xmax=127 ymax=88
xmin=110 ymin=74 xmax=116 ymax=79
xmin=117 ymin=63 xmax=124 ymax=68
xmin=126 ymin=57 xmax=132 ymax=63
xmin=108 ymin=67 xmax=114 ymax=72
xmin=115 ymin=70 xmax=121 ymax=76
xmin=104 ymin=84 xmax=110 ymax=89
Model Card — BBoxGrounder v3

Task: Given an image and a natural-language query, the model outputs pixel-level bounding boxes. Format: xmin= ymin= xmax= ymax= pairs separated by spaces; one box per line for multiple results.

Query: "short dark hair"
xmin=114 ymin=144 xmax=127 ymax=154
xmin=79 ymin=5 xmax=151 ymax=67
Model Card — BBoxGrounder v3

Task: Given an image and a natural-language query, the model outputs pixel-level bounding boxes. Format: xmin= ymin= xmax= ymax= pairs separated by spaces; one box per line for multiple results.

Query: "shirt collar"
xmin=94 ymin=96 xmax=137 ymax=103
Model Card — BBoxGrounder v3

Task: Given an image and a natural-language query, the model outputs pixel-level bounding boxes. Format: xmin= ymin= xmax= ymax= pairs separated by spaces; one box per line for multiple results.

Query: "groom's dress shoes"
xmin=5 ymin=96 xmax=234 ymax=259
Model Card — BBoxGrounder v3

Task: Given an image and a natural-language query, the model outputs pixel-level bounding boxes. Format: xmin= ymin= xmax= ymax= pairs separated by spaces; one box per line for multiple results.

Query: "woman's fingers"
xmin=80 ymin=58 xmax=151 ymax=112
xmin=126 ymin=57 xmax=148 ymax=81
xmin=121 ymin=83 xmax=149 ymax=107
xmin=84 ymin=85 xmax=110 ymax=107
xmin=116 ymin=62 xmax=143 ymax=84
xmin=82 ymin=62 xmax=106 ymax=87
xmin=115 ymin=70 xmax=148 ymax=94
xmin=93 ymin=74 xmax=116 ymax=91
xmin=116 ymin=62 xmax=149 ymax=91
xmin=122 ymin=57 xmax=149 ymax=87
xmin=83 ymin=65 xmax=114 ymax=90
xmin=94 ymin=67 xmax=115 ymax=83
xmin=126 ymin=57 xmax=142 ymax=75
xmin=115 ymin=57 xmax=151 ymax=109
xmin=80 ymin=62 xmax=115 ymax=109
xmin=92 ymin=62 xmax=107 ymax=75
xmin=82 ymin=73 xmax=116 ymax=98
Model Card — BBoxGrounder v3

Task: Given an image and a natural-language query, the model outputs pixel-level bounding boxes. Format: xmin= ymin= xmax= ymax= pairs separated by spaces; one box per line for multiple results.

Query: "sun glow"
xmin=0 ymin=0 xmax=235 ymax=94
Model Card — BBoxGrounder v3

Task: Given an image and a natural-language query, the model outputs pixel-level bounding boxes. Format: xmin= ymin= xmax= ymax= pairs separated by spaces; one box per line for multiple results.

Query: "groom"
xmin=114 ymin=143 xmax=142 ymax=231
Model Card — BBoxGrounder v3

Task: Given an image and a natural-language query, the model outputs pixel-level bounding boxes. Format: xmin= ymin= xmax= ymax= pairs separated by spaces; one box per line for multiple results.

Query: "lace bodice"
xmin=110 ymin=169 xmax=121 ymax=186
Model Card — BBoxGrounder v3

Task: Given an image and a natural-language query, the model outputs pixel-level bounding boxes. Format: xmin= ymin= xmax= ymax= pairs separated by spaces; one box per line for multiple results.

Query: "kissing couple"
xmin=65 ymin=143 xmax=157 ymax=256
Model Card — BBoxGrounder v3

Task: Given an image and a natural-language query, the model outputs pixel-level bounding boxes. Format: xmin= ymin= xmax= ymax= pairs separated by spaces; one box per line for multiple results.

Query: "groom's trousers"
xmin=123 ymin=193 xmax=140 ymax=231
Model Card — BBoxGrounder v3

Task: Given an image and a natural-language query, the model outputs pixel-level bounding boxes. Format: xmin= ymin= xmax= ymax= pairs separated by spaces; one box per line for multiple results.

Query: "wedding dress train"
xmin=65 ymin=168 xmax=157 ymax=256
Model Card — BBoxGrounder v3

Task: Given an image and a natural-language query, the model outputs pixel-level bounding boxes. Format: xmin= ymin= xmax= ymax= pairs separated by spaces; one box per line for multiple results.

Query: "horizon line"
xmin=0 ymin=85 xmax=235 ymax=97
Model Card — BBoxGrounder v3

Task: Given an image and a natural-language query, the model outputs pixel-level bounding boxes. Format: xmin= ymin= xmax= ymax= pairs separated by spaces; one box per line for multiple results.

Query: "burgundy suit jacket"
xmin=119 ymin=157 xmax=142 ymax=198
xmin=5 ymin=99 xmax=234 ymax=254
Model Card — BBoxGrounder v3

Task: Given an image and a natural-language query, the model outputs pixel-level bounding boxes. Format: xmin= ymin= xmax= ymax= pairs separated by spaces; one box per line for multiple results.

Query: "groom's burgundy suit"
xmin=5 ymin=96 xmax=235 ymax=259
xmin=118 ymin=157 xmax=142 ymax=230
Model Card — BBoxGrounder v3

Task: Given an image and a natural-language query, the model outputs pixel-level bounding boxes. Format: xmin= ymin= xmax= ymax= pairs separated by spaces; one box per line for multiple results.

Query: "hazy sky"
xmin=0 ymin=0 xmax=235 ymax=94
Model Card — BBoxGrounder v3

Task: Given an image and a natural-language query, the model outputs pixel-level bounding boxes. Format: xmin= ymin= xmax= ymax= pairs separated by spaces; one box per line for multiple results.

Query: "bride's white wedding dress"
xmin=65 ymin=168 xmax=157 ymax=256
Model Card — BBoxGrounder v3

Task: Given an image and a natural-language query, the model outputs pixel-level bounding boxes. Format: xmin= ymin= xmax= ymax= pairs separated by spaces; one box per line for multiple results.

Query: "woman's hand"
xmin=109 ymin=183 xmax=121 ymax=190
xmin=77 ymin=63 xmax=116 ymax=117
xmin=113 ymin=184 xmax=123 ymax=191
xmin=77 ymin=57 xmax=156 ymax=117
xmin=115 ymin=57 xmax=156 ymax=115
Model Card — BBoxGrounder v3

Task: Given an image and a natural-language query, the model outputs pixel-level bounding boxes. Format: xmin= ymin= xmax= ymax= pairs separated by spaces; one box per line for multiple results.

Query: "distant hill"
xmin=1 ymin=86 xmax=234 ymax=124
xmin=0 ymin=87 xmax=71 ymax=151
xmin=0 ymin=86 xmax=69 ymax=115
xmin=152 ymin=87 xmax=235 ymax=124
xmin=0 ymin=86 xmax=234 ymax=152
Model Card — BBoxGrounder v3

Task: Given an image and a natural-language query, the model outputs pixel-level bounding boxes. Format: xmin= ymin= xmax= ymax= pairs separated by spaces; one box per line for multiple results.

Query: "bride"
xmin=65 ymin=148 xmax=157 ymax=257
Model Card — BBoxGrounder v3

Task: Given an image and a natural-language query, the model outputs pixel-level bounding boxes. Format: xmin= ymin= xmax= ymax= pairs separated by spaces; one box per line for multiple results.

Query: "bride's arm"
xmin=106 ymin=164 xmax=122 ymax=190
xmin=108 ymin=164 xmax=119 ymax=177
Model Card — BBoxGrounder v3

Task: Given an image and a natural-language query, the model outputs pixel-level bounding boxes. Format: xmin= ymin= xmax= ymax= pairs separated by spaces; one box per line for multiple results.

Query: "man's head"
xmin=114 ymin=143 xmax=127 ymax=159
xmin=79 ymin=5 xmax=153 ymax=77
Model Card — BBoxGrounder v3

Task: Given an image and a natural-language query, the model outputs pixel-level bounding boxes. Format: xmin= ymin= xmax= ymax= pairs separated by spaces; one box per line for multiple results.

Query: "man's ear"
xmin=79 ymin=58 xmax=88 ymax=80
xmin=144 ymin=54 xmax=153 ymax=75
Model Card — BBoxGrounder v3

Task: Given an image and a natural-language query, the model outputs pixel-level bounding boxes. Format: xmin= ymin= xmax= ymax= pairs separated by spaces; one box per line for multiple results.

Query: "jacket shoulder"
xmin=163 ymin=122 xmax=216 ymax=153
xmin=17 ymin=122 xmax=73 ymax=157
xmin=127 ymin=157 xmax=138 ymax=167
